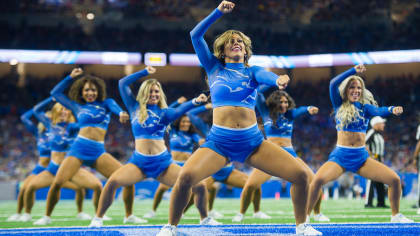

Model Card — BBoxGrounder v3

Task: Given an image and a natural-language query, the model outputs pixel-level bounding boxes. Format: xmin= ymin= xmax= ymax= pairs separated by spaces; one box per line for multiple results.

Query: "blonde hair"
xmin=37 ymin=122 xmax=46 ymax=134
xmin=37 ymin=111 xmax=51 ymax=134
xmin=336 ymin=76 xmax=377 ymax=129
xmin=51 ymin=103 xmax=75 ymax=125
xmin=136 ymin=79 xmax=168 ymax=124
xmin=213 ymin=30 xmax=252 ymax=66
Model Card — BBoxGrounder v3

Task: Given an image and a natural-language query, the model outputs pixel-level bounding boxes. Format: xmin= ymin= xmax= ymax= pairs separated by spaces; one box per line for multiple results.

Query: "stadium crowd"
xmin=0 ymin=0 xmax=419 ymax=54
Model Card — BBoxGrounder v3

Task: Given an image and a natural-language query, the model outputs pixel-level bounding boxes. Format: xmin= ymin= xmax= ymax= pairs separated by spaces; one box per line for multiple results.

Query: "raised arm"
xmin=162 ymin=94 xmax=208 ymax=125
xmin=289 ymin=106 xmax=318 ymax=119
xmin=186 ymin=104 xmax=212 ymax=136
xmin=169 ymin=96 xmax=187 ymax=108
xmin=329 ymin=65 xmax=365 ymax=110
xmin=20 ymin=109 xmax=37 ymax=136
xmin=104 ymin=98 xmax=123 ymax=116
xmin=257 ymin=84 xmax=275 ymax=94
xmin=255 ymin=93 xmax=273 ymax=124
xmin=51 ymin=68 xmax=83 ymax=115
xmin=365 ymin=104 xmax=401 ymax=118
xmin=118 ymin=67 xmax=154 ymax=114
xmin=253 ymin=66 xmax=290 ymax=90
xmin=33 ymin=97 xmax=53 ymax=128
xmin=190 ymin=1 xmax=234 ymax=72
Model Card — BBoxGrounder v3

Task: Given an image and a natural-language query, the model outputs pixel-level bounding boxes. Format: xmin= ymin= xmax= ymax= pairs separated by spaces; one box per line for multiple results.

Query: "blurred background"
xmin=0 ymin=0 xmax=419 ymax=200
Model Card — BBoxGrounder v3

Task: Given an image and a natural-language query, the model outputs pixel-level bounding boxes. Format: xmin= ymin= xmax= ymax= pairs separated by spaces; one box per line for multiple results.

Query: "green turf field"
xmin=0 ymin=198 xmax=419 ymax=228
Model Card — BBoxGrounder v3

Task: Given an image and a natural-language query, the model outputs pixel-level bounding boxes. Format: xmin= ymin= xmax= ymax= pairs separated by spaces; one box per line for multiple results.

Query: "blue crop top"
xmin=51 ymin=75 xmax=123 ymax=131
xmin=330 ymin=68 xmax=393 ymax=133
xmin=21 ymin=109 xmax=50 ymax=156
xmin=190 ymin=8 xmax=279 ymax=109
xmin=256 ymin=93 xmax=310 ymax=138
xmin=119 ymin=69 xmax=201 ymax=140
xmin=169 ymin=130 xmax=201 ymax=153
xmin=34 ymin=97 xmax=79 ymax=152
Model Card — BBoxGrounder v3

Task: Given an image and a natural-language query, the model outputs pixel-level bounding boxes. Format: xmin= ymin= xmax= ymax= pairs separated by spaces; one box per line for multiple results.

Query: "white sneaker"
xmin=314 ymin=213 xmax=330 ymax=222
xmin=19 ymin=213 xmax=32 ymax=222
xmin=253 ymin=211 xmax=272 ymax=219
xmin=33 ymin=216 xmax=51 ymax=226
xmin=200 ymin=216 xmax=222 ymax=225
xmin=296 ymin=223 xmax=322 ymax=235
xmin=76 ymin=212 xmax=92 ymax=220
xmin=123 ymin=214 xmax=148 ymax=224
xmin=7 ymin=213 xmax=21 ymax=222
xmin=88 ymin=216 xmax=103 ymax=227
xmin=417 ymin=208 xmax=420 ymax=215
xmin=143 ymin=210 xmax=156 ymax=218
xmin=209 ymin=210 xmax=224 ymax=219
xmin=391 ymin=213 xmax=414 ymax=223
xmin=156 ymin=224 xmax=176 ymax=236
xmin=232 ymin=213 xmax=244 ymax=222
xmin=102 ymin=215 xmax=112 ymax=221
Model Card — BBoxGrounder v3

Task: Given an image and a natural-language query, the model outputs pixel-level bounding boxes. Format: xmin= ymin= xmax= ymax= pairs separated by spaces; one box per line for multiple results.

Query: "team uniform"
xmin=119 ymin=69 xmax=200 ymax=178
xmin=364 ymin=128 xmax=386 ymax=207
xmin=191 ymin=8 xmax=280 ymax=163
xmin=158 ymin=7 xmax=323 ymax=236
xmin=6 ymin=109 xmax=52 ymax=222
xmin=33 ymin=97 xmax=79 ymax=175
xmin=51 ymin=75 xmax=123 ymax=166
xmin=21 ymin=109 xmax=51 ymax=175
xmin=328 ymin=68 xmax=393 ymax=172
xmin=256 ymin=92 xmax=312 ymax=158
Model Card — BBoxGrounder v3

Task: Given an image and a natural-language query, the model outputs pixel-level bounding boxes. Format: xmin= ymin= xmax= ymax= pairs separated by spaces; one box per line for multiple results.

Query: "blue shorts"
xmin=328 ymin=146 xmax=369 ymax=173
xmin=127 ymin=150 xmax=173 ymax=178
xmin=31 ymin=164 xmax=47 ymax=175
xmin=212 ymin=165 xmax=234 ymax=182
xmin=46 ymin=161 xmax=60 ymax=176
xmin=67 ymin=136 xmax=105 ymax=166
xmin=175 ymin=161 xmax=185 ymax=167
xmin=201 ymin=124 xmax=264 ymax=163
xmin=282 ymin=146 xmax=298 ymax=158
xmin=38 ymin=149 xmax=51 ymax=158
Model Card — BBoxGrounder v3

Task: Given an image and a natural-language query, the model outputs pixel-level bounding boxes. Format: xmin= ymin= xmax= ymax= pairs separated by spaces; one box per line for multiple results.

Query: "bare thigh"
xmin=94 ymin=153 xmax=123 ymax=178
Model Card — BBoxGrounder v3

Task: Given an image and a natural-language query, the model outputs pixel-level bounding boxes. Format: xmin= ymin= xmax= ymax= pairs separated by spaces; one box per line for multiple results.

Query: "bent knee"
xmin=311 ymin=176 xmax=327 ymax=189
xmin=292 ymin=169 xmax=309 ymax=186
xmin=193 ymin=181 xmax=207 ymax=192
xmin=93 ymin=182 xmax=103 ymax=191
xmin=389 ymin=175 xmax=401 ymax=187
xmin=106 ymin=178 xmax=122 ymax=189
xmin=51 ymin=179 xmax=65 ymax=189
xmin=245 ymin=182 xmax=261 ymax=191
xmin=177 ymin=172 xmax=198 ymax=188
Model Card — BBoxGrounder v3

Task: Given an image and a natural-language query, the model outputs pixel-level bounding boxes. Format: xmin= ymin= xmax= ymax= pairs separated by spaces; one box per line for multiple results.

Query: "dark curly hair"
xmin=172 ymin=115 xmax=198 ymax=134
xmin=68 ymin=75 xmax=106 ymax=104
xmin=266 ymin=90 xmax=296 ymax=127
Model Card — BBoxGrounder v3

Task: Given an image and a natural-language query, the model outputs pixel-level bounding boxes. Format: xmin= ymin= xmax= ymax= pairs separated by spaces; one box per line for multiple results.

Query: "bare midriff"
xmin=38 ymin=157 xmax=50 ymax=167
xmin=267 ymin=137 xmax=292 ymax=147
xmin=135 ymin=139 xmax=166 ymax=155
xmin=79 ymin=127 xmax=106 ymax=141
xmin=337 ymin=131 xmax=365 ymax=147
xmin=51 ymin=151 xmax=66 ymax=164
xmin=213 ymin=106 xmax=256 ymax=128
xmin=171 ymin=151 xmax=191 ymax=162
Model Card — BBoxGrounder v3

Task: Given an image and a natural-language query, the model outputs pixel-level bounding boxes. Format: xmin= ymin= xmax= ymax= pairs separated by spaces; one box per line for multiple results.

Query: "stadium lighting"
xmin=9 ymin=59 xmax=18 ymax=65
xmin=86 ymin=13 xmax=95 ymax=20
